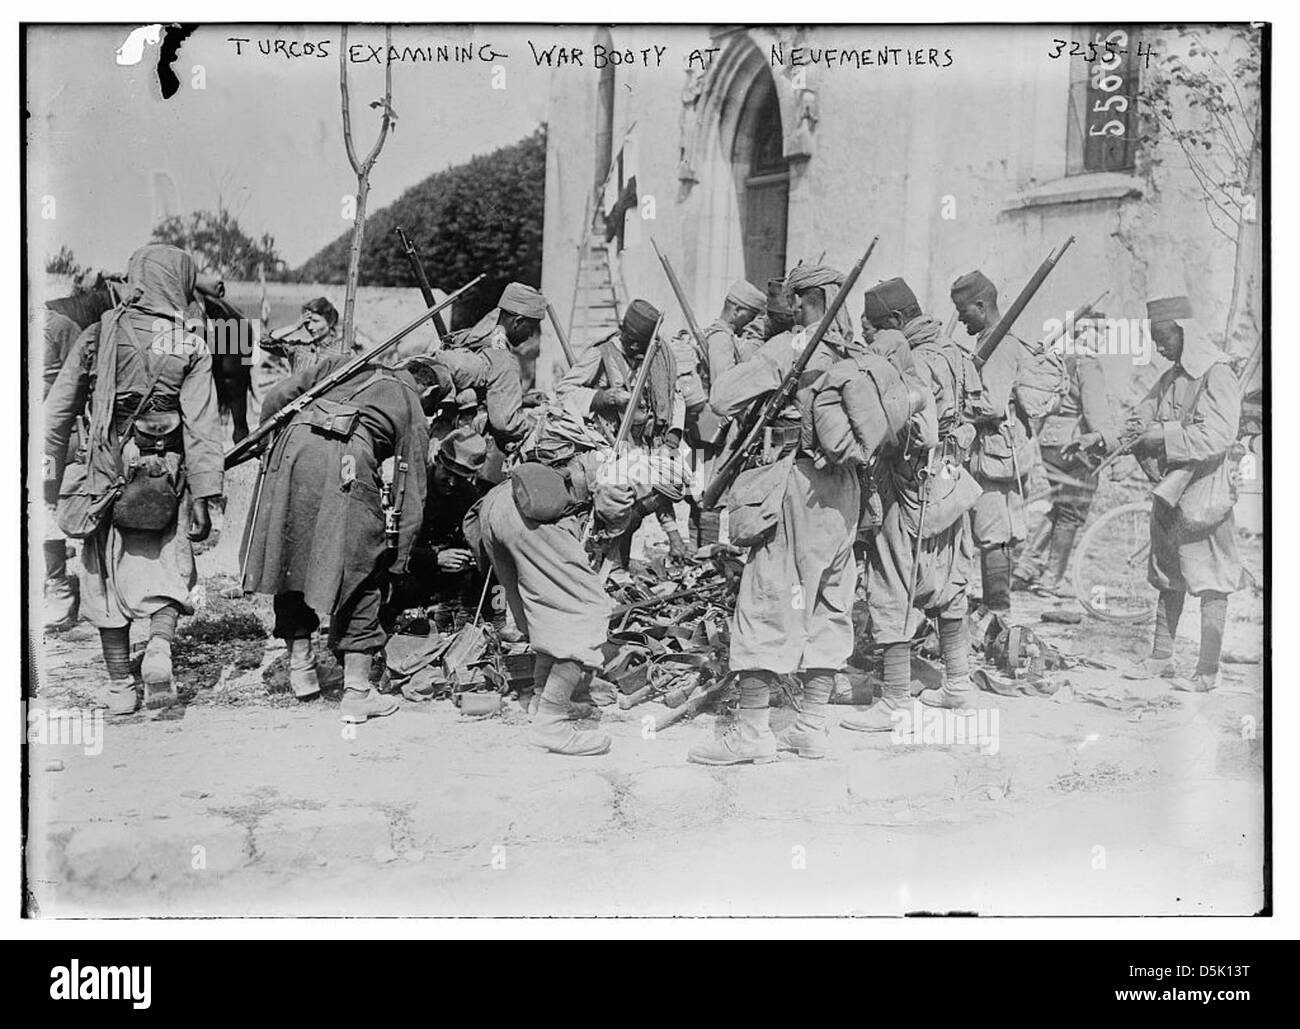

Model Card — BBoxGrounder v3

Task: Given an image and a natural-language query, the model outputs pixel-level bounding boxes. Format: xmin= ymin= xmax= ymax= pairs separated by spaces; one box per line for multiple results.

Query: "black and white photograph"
xmin=18 ymin=15 xmax=1271 ymax=927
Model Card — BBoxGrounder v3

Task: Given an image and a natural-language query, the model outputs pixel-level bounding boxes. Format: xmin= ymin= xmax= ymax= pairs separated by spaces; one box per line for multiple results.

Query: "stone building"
xmin=539 ymin=24 xmax=1262 ymax=400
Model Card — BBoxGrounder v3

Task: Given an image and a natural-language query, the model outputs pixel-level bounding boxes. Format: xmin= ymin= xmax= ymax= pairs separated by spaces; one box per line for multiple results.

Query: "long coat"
xmin=1136 ymin=351 xmax=1242 ymax=596
xmin=241 ymin=356 xmax=428 ymax=618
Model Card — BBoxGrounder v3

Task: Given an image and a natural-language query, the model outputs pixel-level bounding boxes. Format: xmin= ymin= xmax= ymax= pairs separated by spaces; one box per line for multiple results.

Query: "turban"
xmin=726 ymin=279 xmax=766 ymax=312
xmin=950 ymin=270 xmax=997 ymax=308
xmin=1146 ymin=296 xmax=1194 ymax=323
xmin=498 ymin=282 xmax=547 ymax=320
xmin=621 ymin=298 xmax=661 ymax=344
xmin=785 ymin=264 xmax=845 ymax=295
xmin=437 ymin=427 xmax=488 ymax=479
xmin=785 ymin=264 xmax=854 ymax=344
xmin=862 ymin=277 xmax=919 ymax=324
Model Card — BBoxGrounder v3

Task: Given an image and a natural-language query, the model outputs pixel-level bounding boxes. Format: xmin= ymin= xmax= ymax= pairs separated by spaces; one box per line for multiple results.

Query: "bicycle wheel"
xmin=1072 ymin=500 xmax=1155 ymax=623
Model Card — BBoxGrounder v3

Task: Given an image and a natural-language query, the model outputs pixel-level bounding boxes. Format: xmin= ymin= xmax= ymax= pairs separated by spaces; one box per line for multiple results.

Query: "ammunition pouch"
xmin=304 ymin=398 xmax=361 ymax=440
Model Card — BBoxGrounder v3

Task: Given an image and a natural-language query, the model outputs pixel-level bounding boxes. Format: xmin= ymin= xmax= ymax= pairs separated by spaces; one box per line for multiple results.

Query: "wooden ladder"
xmin=567 ymin=195 xmax=626 ymax=352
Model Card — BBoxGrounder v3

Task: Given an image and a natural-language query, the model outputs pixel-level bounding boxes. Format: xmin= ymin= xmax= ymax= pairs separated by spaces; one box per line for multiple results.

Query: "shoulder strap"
xmin=117 ymin=317 xmax=172 ymax=425
xmin=1179 ymin=367 xmax=1215 ymax=426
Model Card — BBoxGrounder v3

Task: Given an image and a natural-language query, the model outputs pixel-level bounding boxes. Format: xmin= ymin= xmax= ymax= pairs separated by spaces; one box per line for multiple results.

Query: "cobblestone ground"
xmin=25 ymin=527 xmax=1265 ymax=917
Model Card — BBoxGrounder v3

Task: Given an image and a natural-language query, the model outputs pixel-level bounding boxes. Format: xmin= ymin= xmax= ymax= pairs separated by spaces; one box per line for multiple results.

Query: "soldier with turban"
xmin=950 ymin=269 xmax=1036 ymax=620
xmin=689 ymin=264 xmax=890 ymax=764
xmin=684 ymin=279 xmax=767 ymax=549
xmin=1117 ymin=297 xmax=1243 ymax=693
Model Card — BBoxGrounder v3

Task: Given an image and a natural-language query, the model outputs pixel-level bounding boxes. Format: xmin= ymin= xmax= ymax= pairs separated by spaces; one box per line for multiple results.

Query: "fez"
xmin=766 ymin=277 xmax=792 ymax=316
xmin=498 ymin=282 xmax=547 ymax=320
xmin=1147 ymin=296 xmax=1195 ymax=323
xmin=951 ymin=270 xmax=997 ymax=307
xmin=621 ymin=298 xmax=661 ymax=343
xmin=862 ymin=277 xmax=919 ymax=323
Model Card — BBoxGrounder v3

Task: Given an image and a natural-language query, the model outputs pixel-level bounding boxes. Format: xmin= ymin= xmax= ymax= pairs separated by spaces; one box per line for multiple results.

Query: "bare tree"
xmin=1140 ymin=25 xmax=1263 ymax=362
xmin=338 ymin=24 xmax=397 ymax=348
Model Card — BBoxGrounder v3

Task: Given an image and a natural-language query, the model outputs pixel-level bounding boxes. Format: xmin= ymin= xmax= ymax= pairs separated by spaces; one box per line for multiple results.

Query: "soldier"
xmin=241 ymin=351 xmax=430 ymax=722
xmin=466 ymin=405 xmax=637 ymax=755
xmin=442 ymin=281 xmax=547 ymax=390
xmin=44 ymin=244 xmax=225 ymax=714
xmin=41 ymin=276 xmax=122 ymax=632
xmin=382 ymin=426 xmax=489 ymax=624
xmin=686 ymin=280 xmax=766 ymax=549
xmin=843 ymin=278 xmax=985 ymax=726
xmin=1013 ymin=313 xmax=1120 ymax=595
xmin=557 ymin=299 xmax=684 ymax=565
xmin=741 ymin=278 xmax=795 ymax=344
xmin=428 ymin=337 xmax=534 ymax=456
xmin=950 ymin=270 xmax=1036 ymax=621
xmin=1114 ymin=297 xmax=1242 ymax=693
xmin=689 ymin=265 xmax=914 ymax=764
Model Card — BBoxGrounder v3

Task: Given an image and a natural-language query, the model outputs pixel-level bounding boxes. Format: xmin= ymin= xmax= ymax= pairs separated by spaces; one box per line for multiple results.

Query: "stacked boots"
xmin=688 ymin=673 xmax=778 ymax=765
xmin=529 ymin=660 xmax=611 ymax=756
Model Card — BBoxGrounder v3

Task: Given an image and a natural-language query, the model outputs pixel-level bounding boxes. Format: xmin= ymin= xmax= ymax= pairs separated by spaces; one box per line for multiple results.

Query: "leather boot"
xmin=919 ymin=674 xmax=976 ymax=709
xmin=842 ymin=644 xmax=911 ymax=732
xmin=1037 ymin=522 xmax=1079 ymax=596
xmin=529 ymin=660 xmax=611 ymax=756
xmin=287 ymin=637 xmax=321 ymax=700
xmin=100 ymin=677 xmax=140 ymax=717
xmin=688 ymin=706 xmax=779 ymax=765
xmin=44 ymin=575 xmax=80 ymax=633
xmin=338 ymin=652 xmax=399 ymax=723
xmin=142 ymin=637 xmax=177 ymax=709
xmin=775 ymin=671 xmax=832 ymax=759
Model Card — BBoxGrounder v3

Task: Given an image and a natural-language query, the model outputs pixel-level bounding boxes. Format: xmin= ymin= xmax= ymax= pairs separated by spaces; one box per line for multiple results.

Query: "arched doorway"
xmin=731 ymin=73 xmax=789 ymax=288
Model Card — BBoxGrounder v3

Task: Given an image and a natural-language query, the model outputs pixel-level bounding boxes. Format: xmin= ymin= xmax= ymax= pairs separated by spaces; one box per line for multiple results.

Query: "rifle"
xmin=700 ymin=237 xmax=878 ymax=510
xmin=223 ymin=274 xmax=484 ymax=470
xmin=608 ymin=581 xmax=728 ymax=621
xmin=395 ymin=227 xmax=449 ymax=338
xmin=650 ymin=237 xmax=707 ymax=364
xmin=545 ymin=301 xmax=577 ymax=367
xmin=1039 ymin=289 xmax=1109 ymax=355
xmin=902 ymin=455 xmax=932 ymax=637
xmin=973 ymin=236 xmax=1076 ymax=369
xmin=581 ymin=311 xmax=666 ymax=550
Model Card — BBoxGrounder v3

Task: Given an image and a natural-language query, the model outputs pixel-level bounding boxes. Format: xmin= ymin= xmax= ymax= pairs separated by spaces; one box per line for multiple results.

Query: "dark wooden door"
xmin=743 ymin=172 xmax=789 ymax=288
